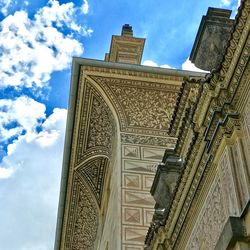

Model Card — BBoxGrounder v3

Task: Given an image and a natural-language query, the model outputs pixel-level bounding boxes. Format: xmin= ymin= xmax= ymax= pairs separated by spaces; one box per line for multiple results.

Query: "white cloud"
xmin=0 ymin=0 xmax=93 ymax=90
xmin=160 ymin=64 xmax=173 ymax=69
xmin=0 ymin=104 xmax=67 ymax=249
xmin=142 ymin=59 xmax=173 ymax=69
xmin=0 ymin=96 xmax=46 ymax=142
xmin=0 ymin=0 xmax=13 ymax=16
xmin=0 ymin=166 xmax=14 ymax=178
xmin=221 ymin=0 xmax=231 ymax=6
xmin=143 ymin=60 xmax=158 ymax=67
xmin=181 ymin=58 xmax=208 ymax=72
xmin=35 ymin=0 xmax=92 ymax=35
xmin=82 ymin=0 xmax=89 ymax=14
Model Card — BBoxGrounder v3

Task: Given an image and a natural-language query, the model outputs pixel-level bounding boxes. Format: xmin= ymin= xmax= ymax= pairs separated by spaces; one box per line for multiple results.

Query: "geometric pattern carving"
xmin=123 ymin=190 xmax=155 ymax=207
xmin=123 ymin=173 xmax=141 ymax=189
xmin=77 ymin=157 xmax=109 ymax=206
xmin=91 ymin=76 xmax=179 ymax=135
xmin=143 ymin=209 xmax=154 ymax=225
xmin=142 ymin=175 xmax=155 ymax=190
xmin=123 ymin=226 xmax=148 ymax=244
xmin=123 ymin=207 xmax=142 ymax=225
xmin=123 ymin=160 xmax=157 ymax=174
xmin=121 ymin=142 xmax=167 ymax=248
xmin=141 ymin=147 xmax=165 ymax=161
xmin=123 ymin=145 xmax=140 ymax=158
xmin=65 ymin=175 xmax=98 ymax=250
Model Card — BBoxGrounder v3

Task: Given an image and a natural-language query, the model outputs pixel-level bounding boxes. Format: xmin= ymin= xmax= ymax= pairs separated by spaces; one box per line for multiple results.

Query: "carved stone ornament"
xmin=76 ymin=79 xmax=115 ymax=164
xmin=77 ymin=157 xmax=109 ymax=206
xmin=187 ymin=177 xmax=227 ymax=250
xmin=154 ymin=3 xmax=250 ymax=247
xmin=90 ymin=76 xmax=179 ymax=135
xmin=121 ymin=133 xmax=176 ymax=147
xmin=65 ymin=174 xmax=98 ymax=250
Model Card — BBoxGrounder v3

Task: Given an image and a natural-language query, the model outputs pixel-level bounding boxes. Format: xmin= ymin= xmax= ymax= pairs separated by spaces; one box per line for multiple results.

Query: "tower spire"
xmin=105 ymin=24 xmax=145 ymax=64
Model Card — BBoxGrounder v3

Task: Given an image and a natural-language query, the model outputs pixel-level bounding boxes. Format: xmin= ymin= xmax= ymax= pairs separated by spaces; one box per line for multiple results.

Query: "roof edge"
xmin=73 ymin=57 xmax=206 ymax=78
xmin=54 ymin=59 xmax=80 ymax=250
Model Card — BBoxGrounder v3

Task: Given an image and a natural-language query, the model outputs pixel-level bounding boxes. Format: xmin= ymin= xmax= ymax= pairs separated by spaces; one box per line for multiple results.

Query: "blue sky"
xmin=0 ymin=0 xmax=239 ymax=249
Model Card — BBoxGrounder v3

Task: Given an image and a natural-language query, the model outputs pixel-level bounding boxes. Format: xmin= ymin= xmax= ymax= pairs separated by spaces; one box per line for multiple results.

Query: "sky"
xmin=0 ymin=0 xmax=240 ymax=249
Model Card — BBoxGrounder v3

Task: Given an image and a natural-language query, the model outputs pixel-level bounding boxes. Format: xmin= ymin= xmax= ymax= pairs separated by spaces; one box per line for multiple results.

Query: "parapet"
xmin=190 ymin=7 xmax=235 ymax=71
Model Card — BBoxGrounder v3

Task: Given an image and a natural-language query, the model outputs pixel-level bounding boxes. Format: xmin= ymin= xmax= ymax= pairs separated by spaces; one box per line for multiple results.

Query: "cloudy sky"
xmin=0 ymin=0 xmax=240 ymax=249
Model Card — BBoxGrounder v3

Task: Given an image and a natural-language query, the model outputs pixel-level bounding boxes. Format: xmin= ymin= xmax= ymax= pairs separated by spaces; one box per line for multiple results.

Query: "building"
xmin=145 ymin=1 xmax=250 ymax=250
xmin=55 ymin=1 xmax=250 ymax=250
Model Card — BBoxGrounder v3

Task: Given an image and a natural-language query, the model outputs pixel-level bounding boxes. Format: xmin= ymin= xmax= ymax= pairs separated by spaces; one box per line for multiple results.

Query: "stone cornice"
xmin=168 ymin=77 xmax=203 ymax=137
xmin=73 ymin=57 xmax=205 ymax=79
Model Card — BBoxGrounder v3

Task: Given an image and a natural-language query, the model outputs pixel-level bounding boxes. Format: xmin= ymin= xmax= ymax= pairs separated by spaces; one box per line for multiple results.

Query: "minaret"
xmin=105 ymin=24 xmax=145 ymax=64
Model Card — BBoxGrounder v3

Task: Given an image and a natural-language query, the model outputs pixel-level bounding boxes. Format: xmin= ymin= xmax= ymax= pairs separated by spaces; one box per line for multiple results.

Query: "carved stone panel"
xmin=77 ymin=157 xmax=109 ymax=206
xmin=230 ymin=142 xmax=250 ymax=211
xmin=91 ymin=76 xmax=179 ymax=135
xmin=76 ymin=80 xmax=115 ymax=164
xmin=87 ymin=96 xmax=114 ymax=151
xmin=122 ymin=173 xmax=142 ymax=190
xmin=242 ymin=92 xmax=250 ymax=165
xmin=143 ymin=209 xmax=154 ymax=226
xmin=123 ymin=226 xmax=148 ymax=244
xmin=218 ymin=148 xmax=239 ymax=216
xmin=122 ymin=145 xmax=140 ymax=159
xmin=186 ymin=177 xmax=227 ymax=250
xmin=141 ymin=147 xmax=165 ymax=161
xmin=123 ymin=159 xmax=157 ymax=174
xmin=121 ymin=133 xmax=176 ymax=147
xmin=122 ymin=207 xmax=143 ymax=225
xmin=123 ymin=190 xmax=155 ymax=207
xmin=64 ymin=175 xmax=98 ymax=250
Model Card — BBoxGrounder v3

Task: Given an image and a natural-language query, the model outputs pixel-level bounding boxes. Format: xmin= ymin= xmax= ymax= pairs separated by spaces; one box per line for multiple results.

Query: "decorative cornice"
xmin=120 ymin=133 xmax=176 ymax=147
xmin=168 ymin=77 xmax=202 ymax=137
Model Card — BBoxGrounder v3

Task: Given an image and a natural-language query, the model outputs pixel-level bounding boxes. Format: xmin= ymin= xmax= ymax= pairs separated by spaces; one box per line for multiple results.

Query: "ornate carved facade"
xmin=55 ymin=3 xmax=250 ymax=249
xmin=145 ymin=2 xmax=250 ymax=250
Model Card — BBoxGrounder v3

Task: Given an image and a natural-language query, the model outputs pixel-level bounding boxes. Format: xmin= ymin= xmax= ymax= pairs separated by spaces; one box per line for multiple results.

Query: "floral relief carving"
xmin=87 ymin=95 xmax=115 ymax=151
xmin=76 ymin=80 xmax=115 ymax=163
xmin=65 ymin=175 xmax=98 ymax=250
xmin=242 ymin=95 xmax=250 ymax=153
xmin=187 ymin=177 xmax=227 ymax=250
xmin=109 ymin=84 xmax=177 ymax=129
xmin=91 ymin=76 xmax=179 ymax=134
xmin=121 ymin=133 xmax=176 ymax=147
xmin=218 ymin=148 xmax=239 ymax=216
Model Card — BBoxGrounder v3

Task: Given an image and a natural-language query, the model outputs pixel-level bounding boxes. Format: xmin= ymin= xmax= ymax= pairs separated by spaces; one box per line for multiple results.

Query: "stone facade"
xmin=55 ymin=3 xmax=250 ymax=250
xmin=145 ymin=1 xmax=250 ymax=249
xmin=54 ymin=24 xmax=204 ymax=250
